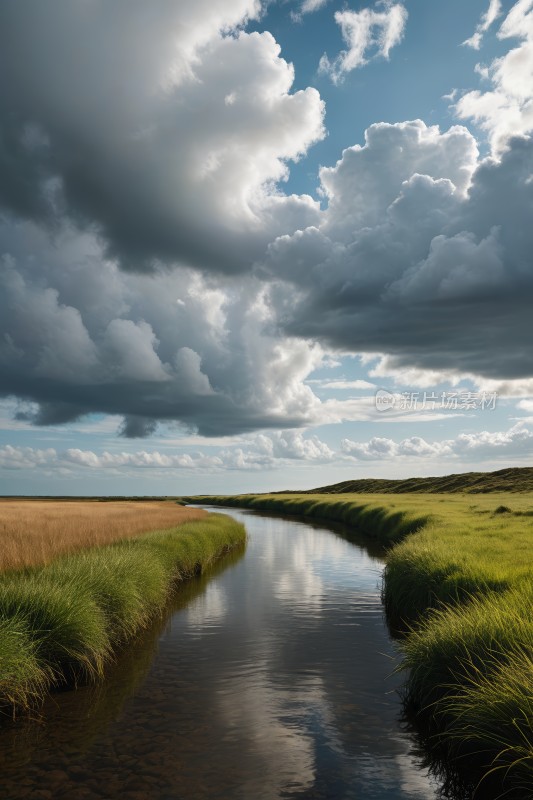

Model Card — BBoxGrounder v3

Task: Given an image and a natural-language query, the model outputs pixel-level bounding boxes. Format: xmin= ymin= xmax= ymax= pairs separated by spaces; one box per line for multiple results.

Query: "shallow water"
xmin=0 ymin=507 xmax=445 ymax=800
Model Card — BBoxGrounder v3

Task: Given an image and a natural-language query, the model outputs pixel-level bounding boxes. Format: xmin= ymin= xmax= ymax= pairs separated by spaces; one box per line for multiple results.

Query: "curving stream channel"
xmin=0 ymin=507 xmax=449 ymax=800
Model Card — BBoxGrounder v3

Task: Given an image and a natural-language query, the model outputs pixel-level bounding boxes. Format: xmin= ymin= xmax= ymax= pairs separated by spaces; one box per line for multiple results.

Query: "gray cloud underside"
xmin=0 ymin=218 xmax=324 ymax=436
xmin=2 ymin=376 xmax=303 ymax=436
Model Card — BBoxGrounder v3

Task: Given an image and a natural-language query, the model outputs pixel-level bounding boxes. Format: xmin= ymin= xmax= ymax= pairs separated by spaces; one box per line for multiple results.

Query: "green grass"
xmin=401 ymin=585 xmax=533 ymax=796
xmin=0 ymin=513 xmax=245 ymax=715
xmin=186 ymin=491 xmax=533 ymax=796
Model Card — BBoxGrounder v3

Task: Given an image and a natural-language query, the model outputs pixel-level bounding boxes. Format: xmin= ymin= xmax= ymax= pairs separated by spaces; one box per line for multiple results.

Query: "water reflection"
xmin=0 ymin=547 xmax=245 ymax=777
xmin=0 ymin=509 xmax=444 ymax=800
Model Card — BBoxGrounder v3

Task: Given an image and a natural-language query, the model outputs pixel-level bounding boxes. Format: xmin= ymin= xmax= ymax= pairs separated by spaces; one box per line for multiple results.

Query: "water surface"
xmin=0 ymin=507 xmax=442 ymax=799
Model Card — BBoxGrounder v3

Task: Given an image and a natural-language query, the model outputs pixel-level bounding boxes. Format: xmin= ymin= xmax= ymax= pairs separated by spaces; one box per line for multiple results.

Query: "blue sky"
xmin=255 ymin=0 xmax=511 ymax=195
xmin=1 ymin=0 xmax=533 ymax=494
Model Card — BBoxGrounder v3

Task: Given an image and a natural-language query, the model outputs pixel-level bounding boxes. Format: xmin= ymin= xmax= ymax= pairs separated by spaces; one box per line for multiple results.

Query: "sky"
xmin=1 ymin=0 xmax=533 ymax=495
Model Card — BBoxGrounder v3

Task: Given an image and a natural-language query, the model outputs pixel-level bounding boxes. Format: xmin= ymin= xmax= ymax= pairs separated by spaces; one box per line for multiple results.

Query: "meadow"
xmin=186 ymin=491 xmax=533 ymax=797
xmin=0 ymin=502 xmax=246 ymax=714
xmin=0 ymin=499 xmax=206 ymax=572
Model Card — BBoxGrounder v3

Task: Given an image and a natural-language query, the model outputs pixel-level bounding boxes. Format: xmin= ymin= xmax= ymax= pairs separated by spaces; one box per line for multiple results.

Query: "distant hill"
xmin=295 ymin=467 xmax=533 ymax=494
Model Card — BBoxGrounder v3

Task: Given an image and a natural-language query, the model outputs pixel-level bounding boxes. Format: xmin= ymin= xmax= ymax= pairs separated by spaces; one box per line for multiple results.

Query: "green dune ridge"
xmin=0 ymin=513 xmax=245 ymax=714
xmin=296 ymin=465 xmax=533 ymax=495
xmin=186 ymin=490 xmax=533 ymax=797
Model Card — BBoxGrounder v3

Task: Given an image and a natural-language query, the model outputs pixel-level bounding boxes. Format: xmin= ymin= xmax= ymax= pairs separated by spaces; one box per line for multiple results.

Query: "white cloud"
xmin=63 ymin=449 xmax=223 ymax=471
xmin=297 ymin=0 xmax=329 ymax=17
xmin=254 ymin=430 xmax=335 ymax=460
xmin=318 ymin=121 xmax=477 ymax=233
xmin=442 ymin=88 xmax=458 ymax=102
xmin=370 ymin=358 xmax=533 ymax=398
xmin=368 ymin=357 xmax=467 ymax=389
xmin=341 ymin=422 xmax=533 ymax=461
xmin=0 ymin=430 xmax=336 ymax=476
xmin=457 ymin=0 xmax=533 ymax=152
xmin=319 ymin=2 xmax=408 ymax=83
xmin=2 ymin=419 xmax=532 ymax=476
xmin=315 ymin=396 xmax=462 ymax=426
xmin=0 ymin=445 xmax=57 ymax=470
xmin=463 ymin=0 xmax=503 ymax=50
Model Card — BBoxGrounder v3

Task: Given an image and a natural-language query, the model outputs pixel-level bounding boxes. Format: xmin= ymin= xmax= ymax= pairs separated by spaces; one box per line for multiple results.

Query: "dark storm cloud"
xmin=118 ymin=418 xmax=160 ymax=440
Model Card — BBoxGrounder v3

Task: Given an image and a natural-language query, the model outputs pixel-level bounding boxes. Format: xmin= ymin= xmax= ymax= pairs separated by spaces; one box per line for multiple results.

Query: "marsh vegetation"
xmin=0 ymin=504 xmax=245 ymax=713
xmin=186 ymin=491 xmax=533 ymax=797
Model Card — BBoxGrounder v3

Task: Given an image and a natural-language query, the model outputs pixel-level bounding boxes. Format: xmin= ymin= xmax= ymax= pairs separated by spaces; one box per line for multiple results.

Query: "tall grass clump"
xmin=401 ymin=584 xmax=533 ymax=796
xmin=0 ymin=513 xmax=245 ymax=715
xmin=0 ymin=617 xmax=52 ymax=713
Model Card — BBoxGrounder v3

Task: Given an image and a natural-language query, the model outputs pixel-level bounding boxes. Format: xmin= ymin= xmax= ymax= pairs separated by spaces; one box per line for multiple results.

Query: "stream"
xmin=0 ymin=507 xmax=450 ymax=799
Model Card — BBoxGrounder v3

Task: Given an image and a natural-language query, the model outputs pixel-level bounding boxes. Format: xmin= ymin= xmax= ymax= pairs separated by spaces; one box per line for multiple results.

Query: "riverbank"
xmin=185 ymin=493 xmax=533 ymax=797
xmin=0 ymin=512 xmax=245 ymax=715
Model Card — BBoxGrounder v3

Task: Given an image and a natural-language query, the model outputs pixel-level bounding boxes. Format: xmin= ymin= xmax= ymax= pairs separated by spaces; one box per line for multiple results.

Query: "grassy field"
xmin=0 ymin=507 xmax=245 ymax=714
xmin=186 ymin=491 xmax=533 ymax=797
xmin=0 ymin=500 xmax=206 ymax=572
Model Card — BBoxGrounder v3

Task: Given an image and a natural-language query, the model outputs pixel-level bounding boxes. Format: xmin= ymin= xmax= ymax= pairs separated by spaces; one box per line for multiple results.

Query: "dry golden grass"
xmin=0 ymin=500 xmax=207 ymax=572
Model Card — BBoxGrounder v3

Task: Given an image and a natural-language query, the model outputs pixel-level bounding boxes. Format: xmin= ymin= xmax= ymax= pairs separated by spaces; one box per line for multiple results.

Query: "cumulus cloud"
xmin=319 ymin=2 xmax=408 ymax=83
xmin=463 ymin=0 xmax=502 ymax=50
xmin=63 ymin=448 xmax=224 ymax=471
xmin=341 ymin=435 xmax=439 ymax=460
xmin=0 ymin=429 xmax=336 ymax=475
xmin=341 ymin=422 xmax=533 ymax=461
xmin=0 ymin=219 xmax=337 ymax=436
xmin=457 ymin=0 xmax=533 ymax=152
xmin=0 ymin=445 xmax=57 ymax=471
xmin=0 ymin=1 xmax=324 ymax=274
xmin=267 ymin=117 xmax=533 ymax=381
xmin=254 ymin=430 xmax=335 ymax=460
xmin=2 ymin=422 xmax=531 ymax=476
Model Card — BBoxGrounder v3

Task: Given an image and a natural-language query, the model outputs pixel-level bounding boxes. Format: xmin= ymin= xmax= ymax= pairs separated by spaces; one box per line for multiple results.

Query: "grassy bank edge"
xmin=186 ymin=493 xmax=532 ymax=797
xmin=0 ymin=512 xmax=245 ymax=716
